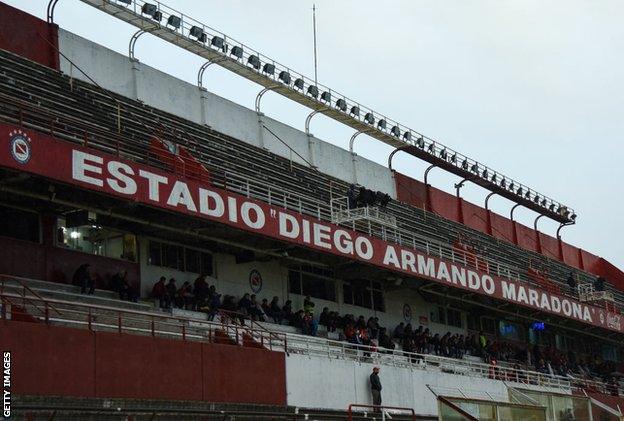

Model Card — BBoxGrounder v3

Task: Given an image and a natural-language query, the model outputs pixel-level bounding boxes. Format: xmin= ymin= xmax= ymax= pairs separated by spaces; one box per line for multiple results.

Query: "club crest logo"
xmin=9 ymin=129 xmax=32 ymax=165
xmin=249 ymin=269 xmax=263 ymax=293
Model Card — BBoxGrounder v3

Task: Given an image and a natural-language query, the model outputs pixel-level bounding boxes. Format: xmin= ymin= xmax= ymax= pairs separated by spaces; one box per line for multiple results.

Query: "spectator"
xmin=166 ymin=278 xmax=177 ymax=308
xmin=303 ymin=295 xmax=315 ymax=316
xmin=282 ymin=300 xmax=294 ymax=325
xmin=478 ymin=331 xmax=488 ymax=357
xmin=151 ymin=276 xmax=168 ymax=308
xmin=193 ymin=275 xmax=209 ymax=308
xmin=207 ymin=291 xmax=221 ymax=321
xmin=370 ymin=367 xmax=382 ymax=412
xmin=261 ymin=298 xmax=271 ymax=316
xmin=249 ymin=294 xmax=265 ymax=321
xmin=177 ymin=281 xmax=194 ymax=310
xmin=268 ymin=296 xmax=284 ymax=324
xmin=393 ymin=322 xmax=405 ymax=340
xmin=73 ymin=263 xmax=94 ymax=295
xmin=238 ymin=293 xmax=252 ymax=316
xmin=110 ymin=269 xmax=135 ymax=301
xmin=378 ymin=328 xmax=395 ymax=351
xmin=319 ymin=307 xmax=331 ymax=328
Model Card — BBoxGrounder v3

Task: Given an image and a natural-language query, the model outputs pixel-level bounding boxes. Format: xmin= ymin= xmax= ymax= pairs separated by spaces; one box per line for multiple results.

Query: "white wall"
xmin=57 ymin=29 xmax=397 ymax=197
xmin=286 ymin=354 xmax=569 ymax=416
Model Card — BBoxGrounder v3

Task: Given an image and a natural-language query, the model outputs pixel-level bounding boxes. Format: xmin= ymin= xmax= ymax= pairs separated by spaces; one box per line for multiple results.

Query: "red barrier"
xmin=0 ymin=3 xmax=59 ymax=70
xmin=461 ymin=200 xmax=489 ymax=233
xmin=490 ymin=213 xmax=515 ymax=243
xmin=539 ymin=233 xmax=561 ymax=260
xmin=394 ymin=171 xmax=428 ymax=209
xmin=429 ymin=188 xmax=461 ymax=223
xmin=561 ymin=243 xmax=582 ymax=270
xmin=515 ymin=222 xmax=540 ymax=253
xmin=0 ymin=320 xmax=287 ymax=404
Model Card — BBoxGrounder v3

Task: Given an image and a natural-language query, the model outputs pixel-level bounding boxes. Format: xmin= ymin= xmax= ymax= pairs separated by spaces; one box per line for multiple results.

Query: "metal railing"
xmin=0 ymin=77 xmax=621 ymax=313
xmin=0 ymin=289 xmax=286 ymax=351
xmin=347 ymin=404 xmax=416 ymax=421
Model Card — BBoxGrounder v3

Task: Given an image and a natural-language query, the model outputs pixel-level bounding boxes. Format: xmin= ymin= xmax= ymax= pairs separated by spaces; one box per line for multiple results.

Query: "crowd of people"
xmin=148 ymin=274 xmax=621 ymax=392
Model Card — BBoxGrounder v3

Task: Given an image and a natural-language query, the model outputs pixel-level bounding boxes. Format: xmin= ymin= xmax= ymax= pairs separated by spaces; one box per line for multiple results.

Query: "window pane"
xmin=185 ymin=248 xmax=200 ymax=274
xmin=372 ymin=290 xmax=385 ymax=312
xmin=343 ymin=283 xmax=353 ymax=305
xmin=324 ymin=280 xmax=336 ymax=302
xmin=148 ymin=241 xmax=161 ymax=266
xmin=200 ymin=252 xmax=213 ymax=276
xmin=163 ymin=243 xmax=182 ymax=270
xmin=0 ymin=206 xmax=39 ymax=242
xmin=288 ymin=270 xmax=301 ymax=295
xmin=438 ymin=307 xmax=446 ymax=325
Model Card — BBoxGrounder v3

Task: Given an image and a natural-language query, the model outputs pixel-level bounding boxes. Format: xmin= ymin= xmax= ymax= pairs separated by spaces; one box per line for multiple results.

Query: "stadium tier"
xmin=0 ymin=1 xmax=623 ymax=420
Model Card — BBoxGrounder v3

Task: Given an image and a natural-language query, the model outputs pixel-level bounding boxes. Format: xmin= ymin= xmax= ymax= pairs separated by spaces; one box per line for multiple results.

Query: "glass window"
xmin=342 ymin=279 xmax=385 ymax=311
xmin=481 ymin=317 xmax=497 ymax=335
xmin=148 ymin=241 xmax=162 ymax=266
xmin=185 ymin=248 xmax=200 ymax=274
xmin=0 ymin=205 xmax=39 ymax=242
xmin=289 ymin=266 xmax=336 ymax=301
xmin=58 ymin=217 xmax=136 ymax=262
xmin=499 ymin=321 xmax=523 ymax=341
xmin=148 ymin=240 xmax=212 ymax=275
xmin=448 ymin=309 xmax=462 ymax=328
xmin=163 ymin=243 xmax=182 ymax=270
xmin=200 ymin=251 xmax=213 ymax=276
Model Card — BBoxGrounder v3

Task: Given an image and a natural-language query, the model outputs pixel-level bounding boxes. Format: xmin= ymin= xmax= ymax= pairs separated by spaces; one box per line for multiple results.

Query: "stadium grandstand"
xmin=0 ymin=1 xmax=623 ymax=420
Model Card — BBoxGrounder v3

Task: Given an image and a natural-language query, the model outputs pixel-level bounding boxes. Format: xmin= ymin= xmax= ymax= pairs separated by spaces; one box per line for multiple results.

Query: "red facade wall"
xmin=0 ymin=320 xmax=287 ymax=405
xmin=460 ymin=201 xmax=489 ymax=233
xmin=394 ymin=171 xmax=428 ymax=209
xmin=429 ymin=188 xmax=461 ymax=223
xmin=490 ymin=213 xmax=515 ymax=243
xmin=539 ymin=233 xmax=561 ymax=260
xmin=514 ymin=222 xmax=539 ymax=253
xmin=0 ymin=2 xmax=59 ymax=69
xmin=561 ymin=243 xmax=582 ymax=270
xmin=581 ymin=250 xmax=601 ymax=273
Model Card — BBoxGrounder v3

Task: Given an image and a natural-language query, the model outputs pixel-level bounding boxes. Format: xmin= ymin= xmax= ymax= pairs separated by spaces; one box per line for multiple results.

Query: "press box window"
xmin=343 ymin=280 xmax=385 ymax=312
xmin=0 ymin=205 xmax=40 ymax=243
xmin=148 ymin=240 xmax=213 ymax=275
xmin=288 ymin=266 xmax=336 ymax=302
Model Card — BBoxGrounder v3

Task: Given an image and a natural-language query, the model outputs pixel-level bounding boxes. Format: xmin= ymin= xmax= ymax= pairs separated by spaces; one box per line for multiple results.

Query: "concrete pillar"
xmin=199 ymin=88 xmax=209 ymax=126
xmin=351 ymin=153 xmax=359 ymax=184
xmin=256 ymin=112 xmax=266 ymax=149
xmin=130 ymin=59 xmax=140 ymax=101
xmin=307 ymin=133 xmax=317 ymax=168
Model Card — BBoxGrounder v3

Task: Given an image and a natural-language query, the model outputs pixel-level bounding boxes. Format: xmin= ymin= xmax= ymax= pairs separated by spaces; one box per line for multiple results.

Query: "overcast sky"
xmin=9 ymin=1 xmax=624 ymax=269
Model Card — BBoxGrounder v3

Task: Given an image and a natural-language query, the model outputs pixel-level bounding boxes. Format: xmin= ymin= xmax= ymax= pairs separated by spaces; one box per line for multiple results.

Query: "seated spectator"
xmin=319 ymin=307 xmax=331 ymax=328
xmin=261 ymin=298 xmax=271 ymax=317
xmin=378 ymin=328 xmax=395 ymax=351
xmin=151 ymin=276 xmax=168 ymax=308
xmin=73 ymin=263 xmax=94 ymax=295
xmin=268 ymin=296 xmax=284 ymax=324
xmin=238 ymin=293 xmax=252 ymax=316
xmin=193 ymin=275 xmax=209 ymax=308
xmin=282 ymin=300 xmax=294 ymax=325
xmin=393 ymin=322 xmax=405 ymax=340
xmin=248 ymin=294 xmax=265 ymax=322
xmin=177 ymin=281 xmax=194 ymax=310
xmin=303 ymin=295 xmax=315 ymax=316
xmin=221 ymin=295 xmax=237 ymax=313
xmin=110 ymin=270 xmax=137 ymax=302
xmin=367 ymin=317 xmax=380 ymax=340
xmin=166 ymin=278 xmax=177 ymax=308
xmin=206 ymin=292 xmax=221 ymax=321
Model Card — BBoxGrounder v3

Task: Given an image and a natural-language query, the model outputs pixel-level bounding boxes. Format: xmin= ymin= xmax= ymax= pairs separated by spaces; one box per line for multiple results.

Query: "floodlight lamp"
xmin=336 ymin=99 xmax=347 ymax=112
xmin=211 ymin=36 xmax=225 ymax=50
xmin=167 ymin=15 xmax=181 ymax=29
xmin=293 ymin=78 xmax=304 ymax=90
xmin=403 ymin=131 xmax=412 ymax=142
xmin=416 ymin=137 xmax=425 ymax=149
xmin=190 ymin=26 xmax=207 ymax=43
xmin=533 ymin=195 xmax=539 ymax=203
xmin=427 ymin=143 xmax=435 ymax=153
xmin=549 ymin=204 xmax=556 ymax=211
xmin=541 ymin=198 xmax=547 ymax=207
xmin=461 ymin=159 xmax=468 ymax=170
xmin=517 ymin=187 xmax=523 ymax=195
xmin=231 ymin=46 xmax=244 ymax=59
xmin=141 ymin=3 xmax=160 ymax=21
xmin=377 ymin=119 xmax=387 ymax=130
xmin=364 ymin=113 xmax=375 ymax=125
xmin=247 ymin=55 xmax=261 ymax=70
xmin=471 ymin=163 xmax=478 ymax=173
xmin=525 ymin=190 xmax=531 ymax=199
xmin=491 ymin=174 xmax=497 ymax=183
xmin=439 ymin=148 xmax=447 ymax=160
xmin=278 ymin=71 xmax=291 ymax=85
xmin=482 ymin=169 xmax=488 ymax=178
xmin=263 ymin=63 xmax=275 ymax=75
xmin=450 ymin=153 xmax=457 ymax=163
xmin=391 ymin=126 xmax=401 ymax=137
xmin=321 ymin=91 xmax=331 ymax=103
xmin=500 ymin=178 xmax=506 ymax=188
xmin=350 ymin=105 xmax=360 ymax=117
xmin=307 ymin=85 xmax=319 ymax=98
xmin=509 ymin=182 xmax=514 ymax=191
xmin=571 ymin=213 xmax=577 ymax=221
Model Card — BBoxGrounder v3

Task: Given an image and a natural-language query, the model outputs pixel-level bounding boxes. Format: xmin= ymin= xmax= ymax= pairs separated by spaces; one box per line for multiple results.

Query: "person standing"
xmin=370 ymin=367 xmax=382 ymax=412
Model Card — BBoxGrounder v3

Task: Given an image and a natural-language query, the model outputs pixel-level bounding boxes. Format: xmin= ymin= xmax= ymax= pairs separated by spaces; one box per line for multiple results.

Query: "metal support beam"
xmin=254 ymin=85 xmax=280 ymax=113
xmin=349 ymin=131 xmax=365 ymax=154
xmin=485 ymin=192 xmax=497 ymax=210
xmin=129 ymin=29 xmax=149 ymax=62
xmin=387 ymin=148 xmax=400 ymax=170
xmin=424 ymin=164 xmax=436 ymax=185
xmin=534 ymin=214 xmax=545 ymax=231
xmin=46 ymin=0 xmax=61 ymax=23
xmin=556 ymin=221 xmax=575 ymax=239
xmin=304 ymin=108 xmax=327 ymax=135
xmin=454 ymin=177 xmax=471 ymax=198
xmin=510 ymin=203 xmax=522 ymax=221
